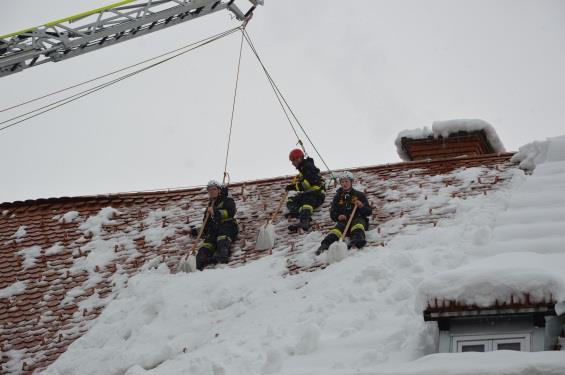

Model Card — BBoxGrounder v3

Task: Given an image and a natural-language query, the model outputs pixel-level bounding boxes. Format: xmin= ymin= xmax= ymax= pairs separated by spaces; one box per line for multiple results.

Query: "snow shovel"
xmin=255 ymin=190 xmax=288 ymax=251
xmin=178 ymin=203 xmax=213 ymax=273
xmin=327 ymin=205 xmax=358 ymax=264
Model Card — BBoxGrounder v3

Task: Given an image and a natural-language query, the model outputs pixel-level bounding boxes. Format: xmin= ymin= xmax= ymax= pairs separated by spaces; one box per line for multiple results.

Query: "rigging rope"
xmin=242 ymin=30 xmax=336 ymax=181
xmin=222 ymin=27 xmax=246 ymax=185
xmin=0 ymin=27 xmax=241 ymax=133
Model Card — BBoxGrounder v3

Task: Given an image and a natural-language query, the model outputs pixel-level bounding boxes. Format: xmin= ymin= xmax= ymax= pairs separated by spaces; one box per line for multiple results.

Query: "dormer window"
xmin=452 ymin=333 xmax=531 ymax=353
xmin=423 ymin=299 xmax=562 ymax=353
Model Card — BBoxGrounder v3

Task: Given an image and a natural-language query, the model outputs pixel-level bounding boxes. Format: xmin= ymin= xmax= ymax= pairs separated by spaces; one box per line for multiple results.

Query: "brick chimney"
xmin=396 ymin=120 xmax=504 ymax=161
xmin=400 ymin=130 xmax=495 ymax=161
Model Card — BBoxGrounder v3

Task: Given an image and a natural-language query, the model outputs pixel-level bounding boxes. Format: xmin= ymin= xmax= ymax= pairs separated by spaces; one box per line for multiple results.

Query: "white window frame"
xmin=457 ymin=339 xmax=490 ymax=352
xmin=451 ymin=333 xmax=531 ymax=353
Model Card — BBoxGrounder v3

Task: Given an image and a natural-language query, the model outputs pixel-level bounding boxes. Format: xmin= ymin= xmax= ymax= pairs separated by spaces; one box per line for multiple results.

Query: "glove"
xmin=285 ymin=184 xmax=295 ymax=191
xmin=189 ymin=225 xmax=198 ymax=237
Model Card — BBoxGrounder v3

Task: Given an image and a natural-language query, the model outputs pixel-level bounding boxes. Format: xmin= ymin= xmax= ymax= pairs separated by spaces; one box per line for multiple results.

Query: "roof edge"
xmin=0 ymin=152 xmax=516 ymax=208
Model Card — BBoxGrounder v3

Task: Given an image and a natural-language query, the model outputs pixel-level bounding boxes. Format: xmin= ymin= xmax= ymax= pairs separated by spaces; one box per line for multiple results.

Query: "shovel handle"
xmin=341 ymin=205 xmax=358 ymax=241
xmin=184 ymin=200 xmax=214 ymax=259
xmin=267 ymin=190 xmax=289 ymax=224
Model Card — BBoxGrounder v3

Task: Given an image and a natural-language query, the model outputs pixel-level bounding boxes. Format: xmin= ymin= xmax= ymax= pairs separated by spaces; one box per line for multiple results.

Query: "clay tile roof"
xmin=0 ymin=153 xmax=518 ymax=374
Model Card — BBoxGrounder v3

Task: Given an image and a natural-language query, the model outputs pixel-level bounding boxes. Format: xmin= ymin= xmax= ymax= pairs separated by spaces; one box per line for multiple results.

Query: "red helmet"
xmin=289 ymin=148 xmax=304 ymax=161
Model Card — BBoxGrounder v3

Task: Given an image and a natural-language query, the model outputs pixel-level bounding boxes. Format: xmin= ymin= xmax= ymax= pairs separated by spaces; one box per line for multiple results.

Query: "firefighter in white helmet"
xmin=190 ymin=180 xmax=238 ymax=270
xmin=316 ymin=171 xmax=372 ymax=255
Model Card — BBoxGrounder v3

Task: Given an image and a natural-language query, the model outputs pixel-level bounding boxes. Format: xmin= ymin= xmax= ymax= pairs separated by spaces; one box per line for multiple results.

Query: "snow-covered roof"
xmin=0 ymin=154 xmax=518 ymax=374
xmin=418 ymin=135 xmax=565 ymax=312
xmin=3 ymin=140 xmax=565 ymax=374
xmin=395 ymin=119 xmax=506 ymax=161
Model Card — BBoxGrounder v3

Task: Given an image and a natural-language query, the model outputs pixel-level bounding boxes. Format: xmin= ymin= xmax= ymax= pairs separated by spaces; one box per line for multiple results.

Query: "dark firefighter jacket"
xmin=330 ymin=188 xmax=372 ymax=222
xmin=287 ymin=157 xmax=325 ymax=193
xmin=201 ymin=189 xmax=237 ymax=235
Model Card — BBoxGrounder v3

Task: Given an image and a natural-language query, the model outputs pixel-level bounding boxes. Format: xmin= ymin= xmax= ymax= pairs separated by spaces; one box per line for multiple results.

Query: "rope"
xmin=0 ymin=27 xmax=241 ymax=133
xmin=222 ymin=27 xmax=245 ymax=185
xmin=242 ymin=30 xmax=337 ymax=181
xmin=0 ymin=26 xmax=241 ymax=114
xmin=239 ymin=31 xmax=300 ymax=145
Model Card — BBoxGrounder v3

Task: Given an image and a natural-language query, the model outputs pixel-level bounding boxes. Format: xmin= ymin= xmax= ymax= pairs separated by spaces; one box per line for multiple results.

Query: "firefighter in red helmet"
xmin=285 ymin=148 xmax=326 ymax=232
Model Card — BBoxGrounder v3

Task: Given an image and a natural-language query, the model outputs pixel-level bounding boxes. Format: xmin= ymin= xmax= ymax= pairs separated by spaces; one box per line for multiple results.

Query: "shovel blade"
xmin=186 ymin=254 xmax=197 ymax=272
xmin=327 ymin=240 xmax=348 ymax=264
xmin=255 ymin=223 xmax=275 ymax=251
xmin=178 ymin=254 xmax=198 ymax=273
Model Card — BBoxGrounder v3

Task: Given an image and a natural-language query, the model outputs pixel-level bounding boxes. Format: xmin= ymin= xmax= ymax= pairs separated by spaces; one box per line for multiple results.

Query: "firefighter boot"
xmin=196 ymin=248 xmax=212 ymax=271
xmin=215 ymin=238 xmax=231 ymax=264
xmin=288 ymin=217 xmax=311 ymax=233
xmin=315 ymin=242 xmax=329 ymax=255
xmin=285 ymin=201 xmax=299 ymax=219
xmin=316 ymin=233 xmax=339 ymax=255
xmin=349 ymin=229 xmax=367 ymax=249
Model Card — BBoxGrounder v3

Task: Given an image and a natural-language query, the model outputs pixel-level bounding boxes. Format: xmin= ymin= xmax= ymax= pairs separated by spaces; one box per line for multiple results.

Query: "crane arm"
xmin=0 ymin=0 xmax=263 ymax=78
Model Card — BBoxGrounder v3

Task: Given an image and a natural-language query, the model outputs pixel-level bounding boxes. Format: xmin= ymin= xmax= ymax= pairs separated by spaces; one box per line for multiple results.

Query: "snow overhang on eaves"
xmin=423 ymin=300 xmax=557 ymax=321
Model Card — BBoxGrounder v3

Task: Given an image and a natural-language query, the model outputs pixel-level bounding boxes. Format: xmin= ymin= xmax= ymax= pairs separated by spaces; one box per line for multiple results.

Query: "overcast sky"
xmin=1 ymin=0 xmax=564 ymax=203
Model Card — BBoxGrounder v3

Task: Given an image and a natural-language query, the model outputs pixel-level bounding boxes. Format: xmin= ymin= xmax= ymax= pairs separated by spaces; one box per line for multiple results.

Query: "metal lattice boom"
xmin=0 ymin=0 xmax=263 ymax=78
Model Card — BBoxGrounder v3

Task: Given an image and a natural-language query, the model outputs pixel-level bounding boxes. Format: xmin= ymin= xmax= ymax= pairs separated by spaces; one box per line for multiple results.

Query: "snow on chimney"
xmin=395 ymin=119 xmax=505 ymax=161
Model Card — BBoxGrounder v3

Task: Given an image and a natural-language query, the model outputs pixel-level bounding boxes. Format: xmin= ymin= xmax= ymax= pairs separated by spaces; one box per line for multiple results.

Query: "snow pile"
xmin=418 ymin=135 xmax=565 ymax=309
xmin=0 ymin=280 xmax=26 ymax=299
xmin=44 ymin=137 xmax=565 ymax=375
xmin=511 ymin=134 xmax=565 ymax=171
xmin=396 ymin=119 xmax=505 ymax=161
xmin=373 ymin=351 xmax=565 ymax=375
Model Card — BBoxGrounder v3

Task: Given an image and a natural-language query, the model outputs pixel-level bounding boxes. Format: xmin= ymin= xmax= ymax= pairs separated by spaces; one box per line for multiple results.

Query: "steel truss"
xmin=0 ymin=0 xmax=262 ymax=78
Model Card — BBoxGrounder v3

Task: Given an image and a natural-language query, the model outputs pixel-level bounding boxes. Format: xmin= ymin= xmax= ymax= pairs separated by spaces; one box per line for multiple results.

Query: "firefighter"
xmin=316 ymin=171 xmax=372 ymax=254
xmin=285 ymin=148 xmax=326 ymax=232
xmin=191 ymin=180 xmax=238 ymax=270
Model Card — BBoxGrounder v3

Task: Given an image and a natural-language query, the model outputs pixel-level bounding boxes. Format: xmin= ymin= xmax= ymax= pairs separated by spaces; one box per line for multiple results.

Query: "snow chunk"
xmin=141 ymin=208 xmax=181 ymax=247
xmin=79 ymin=207 xmax=120 ymax=237
xmin=11 ymin=225 xmax=27 ymax=239
xmin=511 ymin=135 xmax=565 ymax=171
xmin=17 ymin=245 xmax=42 ymax=268
xmin=395 ymin=119 xmax=505 ymax=161
xmin=0 ymin=281 xmax=27 ymax=299
xmin=2 ymin=349 xmax=26 ymax=374
xmin=46 ymin=242 xmax=65 ymax=256
xmin=555 ymin=301 xmax=565 ymax=316
xmin=57 ymin=210 xmax=80 ymax=224
xmin=72 ymin=237 xmax=135 ymax=275
xmin=418 ymin=252 xmax=565 ymax=308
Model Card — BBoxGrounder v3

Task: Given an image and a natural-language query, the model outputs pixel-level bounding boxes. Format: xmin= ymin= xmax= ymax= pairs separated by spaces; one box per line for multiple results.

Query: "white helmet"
xmin=339 ymin=171 xmax=354 ymax=182
xmin=206 ymin=180 xmax=222 ymax=189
